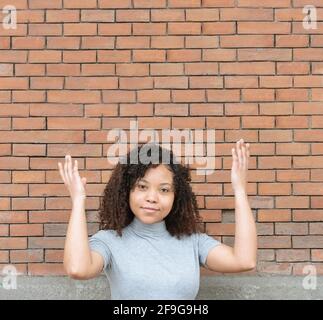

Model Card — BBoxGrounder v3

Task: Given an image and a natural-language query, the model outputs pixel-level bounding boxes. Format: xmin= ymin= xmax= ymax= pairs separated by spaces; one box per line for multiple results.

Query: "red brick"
xmin=0 ymin=212 xmax=27 ymax=224
xmin=28 ymin=263 xmax=66 ymax=276
xmin=220 ymin=62 xmax=275 ymax=75
xmin=15 ymin=64 xmax=45 ymax=76
xmin=64 ymin=0 xmax=97 ymax=8
xmin=0 ymin=131 xmax=84 ymax=144
xmin=0 ymin=238 xmax=27 ymax=249
xmin=29 ymin=104 xmax=83 ymax=116
xmin=202 ymin=22 xmax=235 ymax=35
xmin=82 ymin=37 xmax=114 ymax=49
xmin=64 ymin=23 xmax=97 ymax=36
xmin=0 ymin=25 xmax=27 ymax=36
xmin=206 ymin=223 xmax=235 ymax=235
xmin=12 ymin=118 xmax=46 ymax=130
xmin=12 ymin=37 xmax=45 ymax=49
xmin=12 ymin=171 xmax=45 ymax=183
xmin=239 ymin=0 xmax=290 ymax=8
xmin=293 ymin=210 xmax=323 ymax=222
xmin=18 ymin=10 xmax=44 ymax=23
xmin=276 ymin=249 xmax=310 ymax=262
xmin=47 ymin=117 xmax=101 ymax=130
xmin=46 ymin=10 xmax=79 ymax=22
xmin=0 ymin=77 xmax=28 ymax=90
xmin=29 ymin=24 xmax=62 ymax=36
xmin=81 ymin=10 xmax=114 ymax=22
xmin=276 ymin=170 xmax=309 ymax=181
xmin=63 ymin=50 xmax=96 ymax=63
xmin=65 ymin=77 xmax=118 ymax=89
xmin=85 ymin=105 xmax=118 ymax=117
xmin=275 ymin=223 xmax=308 ymax=235
xmin=258 ymin=209 xmax=291 ymax=222
xmin=10 ymin=224 xmax=43 ymax=237
xmin=12 ymin=90 xmax=46 ymax=102
xmin=98 ymin=23 xmax=131 ymax=36
xmin=48 ymin=90 xmax=100 ymax=103
xmin=276 ymin=196 xmax=309 ymax=209
xmin=221 ymin=35 xmax=273 ymax=48
xmin=82 ymin=64 xmax=114 ymax=75
xmin=277 ymin=62 xmax=309 ymax=75
xmin=30 ymin=77 xmax=64 ymax=90
xmin=0 ymin=251 xmax=9 ymax=263
xmin=259 ymin=102 xmax=292 ymax=115
xmin=28 ymin=237 xmax=65 ymax=249
xmin=239 ymin=49 xmax=292 ymax=61
xmin=12 ymin=198 xmax=45 ymax=210
xmin=259 ymin=183 xmax=291 ymax=195
xmin=47 ymin=37 xmax=80 ymax=49
xmin=29 ymin=211 xmax=70 ymax=223
xmin=293 ymin=236 xmax=323 ymax=249
xmin=29 ymin=0 xmax=62 ymax=8
xmin=312 ymin=250 xmax=323 ymax=261
xmin=0 ymin=225 xmax=9 ymax=236
xmin=309 ymin=223 xmax=323 ymax=235
xmin=99 ymin=0 xmax=132 ymax=8
xmin=45 ymin=250 xmax=64 ymax=262
xmin=10 ymin=249 xmax=43 ymax=263
xmin=258 ymin=236 xmax=291 ymax=249
xmin=238 ymin=22 xmax=290 ymax=34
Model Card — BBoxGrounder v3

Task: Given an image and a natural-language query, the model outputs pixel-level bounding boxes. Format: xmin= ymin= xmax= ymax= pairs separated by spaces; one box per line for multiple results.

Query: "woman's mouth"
xmin=141 ymin=207 xmax=159 ymax=212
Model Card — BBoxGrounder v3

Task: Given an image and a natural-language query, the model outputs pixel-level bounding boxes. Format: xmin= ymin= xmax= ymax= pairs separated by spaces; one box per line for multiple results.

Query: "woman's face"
xmin=129 ymin=164 xmax=175 ymax=224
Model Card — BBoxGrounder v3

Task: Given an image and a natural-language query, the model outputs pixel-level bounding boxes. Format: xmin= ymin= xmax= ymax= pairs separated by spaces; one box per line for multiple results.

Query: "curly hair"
xmin=98 ymin=143 xmax=203 ymax=239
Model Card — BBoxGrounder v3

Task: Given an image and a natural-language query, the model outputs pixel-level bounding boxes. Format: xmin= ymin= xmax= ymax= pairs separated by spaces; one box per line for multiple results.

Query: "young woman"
xmin=58 ymin=139 xmax=257 ymax=300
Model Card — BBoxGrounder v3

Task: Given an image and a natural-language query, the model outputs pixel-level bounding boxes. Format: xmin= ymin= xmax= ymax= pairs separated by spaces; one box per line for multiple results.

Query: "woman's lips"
xmin=141 ymin=207 xmax=159 ymax=212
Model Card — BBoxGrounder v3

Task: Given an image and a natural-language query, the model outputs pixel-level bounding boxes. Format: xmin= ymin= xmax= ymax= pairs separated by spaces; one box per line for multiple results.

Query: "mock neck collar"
xmin=128 ymin=216 xmax=168 ymax=237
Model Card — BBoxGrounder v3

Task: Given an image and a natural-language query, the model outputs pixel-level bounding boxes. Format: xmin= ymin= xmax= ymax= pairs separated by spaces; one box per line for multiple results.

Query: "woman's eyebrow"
xmin=139 ymin=179 xmax=172 ymax=186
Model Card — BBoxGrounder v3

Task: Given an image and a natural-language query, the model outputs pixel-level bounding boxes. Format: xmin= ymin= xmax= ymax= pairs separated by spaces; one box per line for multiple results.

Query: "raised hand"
xmin=231 ymin=139 xmax=250 ymax=193
xmin=58 ymin=155 xmax=87 ymax=203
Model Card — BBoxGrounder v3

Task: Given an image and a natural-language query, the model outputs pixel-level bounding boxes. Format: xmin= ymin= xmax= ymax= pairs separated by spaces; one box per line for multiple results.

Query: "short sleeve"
xmin=89 ymin=230 xmax=112 ymax=270
xmin=198 ymin=233 xmax=221 ymax=267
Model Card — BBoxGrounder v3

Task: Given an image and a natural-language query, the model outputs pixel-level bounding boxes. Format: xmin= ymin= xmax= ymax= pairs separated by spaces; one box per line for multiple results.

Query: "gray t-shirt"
xmin=89 ymin=217 xmax=220 ymax=300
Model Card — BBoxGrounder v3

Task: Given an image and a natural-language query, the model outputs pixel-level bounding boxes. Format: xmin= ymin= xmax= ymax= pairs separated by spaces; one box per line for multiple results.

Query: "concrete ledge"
xmin=0 ymin=275 xmax=322 ymax=300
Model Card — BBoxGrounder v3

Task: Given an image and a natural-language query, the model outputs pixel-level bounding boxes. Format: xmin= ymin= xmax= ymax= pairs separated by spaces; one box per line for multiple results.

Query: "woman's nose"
xmin=145 ymin=189 xmax=158 ymax=202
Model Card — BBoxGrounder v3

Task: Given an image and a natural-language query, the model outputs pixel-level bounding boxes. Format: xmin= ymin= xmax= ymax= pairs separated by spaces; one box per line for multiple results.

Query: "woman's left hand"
xmin=231 ymin=139 xmax=250 ymax=193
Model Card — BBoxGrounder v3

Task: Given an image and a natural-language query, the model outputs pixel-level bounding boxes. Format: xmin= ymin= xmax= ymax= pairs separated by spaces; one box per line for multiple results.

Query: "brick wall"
xmin=1 ymin=0 xmax=323 ymax=276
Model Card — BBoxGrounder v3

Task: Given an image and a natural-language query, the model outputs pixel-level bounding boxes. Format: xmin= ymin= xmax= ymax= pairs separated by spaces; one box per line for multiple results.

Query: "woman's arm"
xmin=205 ymin=139 xmax=257 ymax=273
xmin=232 ymin=188 xmax=257 ymax=269
xmin=58 ymin=155 xmax=104 ymax=279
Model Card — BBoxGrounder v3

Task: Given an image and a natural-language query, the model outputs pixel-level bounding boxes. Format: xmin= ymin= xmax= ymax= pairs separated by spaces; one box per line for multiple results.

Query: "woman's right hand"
xmin=58 ymin=155 xmax=87 ymax=204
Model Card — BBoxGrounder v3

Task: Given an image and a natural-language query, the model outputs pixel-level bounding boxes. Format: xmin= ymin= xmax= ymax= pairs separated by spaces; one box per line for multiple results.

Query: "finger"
xmin=58 ymin=162 xmax=66 ymax=184
xmin=81 ymin=177 xmax=87 ymax=187
xmin=73 ymin=159 xmax=82 ymax=181
xmin=64 ymin=155 xmax=70 ymax=184
xmin=67 ymin=155 xmax=73 ymax=181
xmin=241 ymin=139 xmax=246 ymax=169
xmin=246 ymin=143 xmax=250 ymax=168
xmin=73 ymin=159 xmax=78 ymax=175
xmin=231 ymin=147 xmax=238 ymax=167
xmin=236 ymin=140 xmax=242 ymax=167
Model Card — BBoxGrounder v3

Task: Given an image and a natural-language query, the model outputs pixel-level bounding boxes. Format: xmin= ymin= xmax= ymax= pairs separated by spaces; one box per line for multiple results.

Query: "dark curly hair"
xmin=98 ymin=143 xmax=203 ymax=239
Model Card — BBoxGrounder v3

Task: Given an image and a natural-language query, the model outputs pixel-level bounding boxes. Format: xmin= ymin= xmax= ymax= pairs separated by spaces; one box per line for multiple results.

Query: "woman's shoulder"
xmin=91 ymin=228 xmax=122 ymax=241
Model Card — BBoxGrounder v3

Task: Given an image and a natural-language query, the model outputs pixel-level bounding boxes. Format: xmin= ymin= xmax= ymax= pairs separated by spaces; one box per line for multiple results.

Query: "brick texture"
xmin=1 ymin=0 xmax=323 ymax=276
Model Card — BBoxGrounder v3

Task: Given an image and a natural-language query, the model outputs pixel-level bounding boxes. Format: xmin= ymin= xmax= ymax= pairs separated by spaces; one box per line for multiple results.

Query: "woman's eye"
xmin=138 ymin=184 xmax=146 ymax=190
xmin=161 ymin=188 xmax=169 ymax=193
